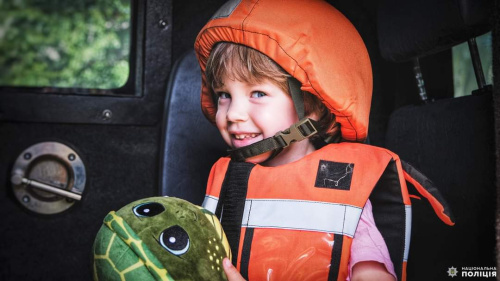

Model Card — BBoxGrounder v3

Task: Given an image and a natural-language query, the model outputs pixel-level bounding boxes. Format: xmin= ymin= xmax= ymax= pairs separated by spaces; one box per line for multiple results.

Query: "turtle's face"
xmin=131 ymin=201 xmax=191 ymax=256
xmin=116 ymin=197 xmax=230 ymax=281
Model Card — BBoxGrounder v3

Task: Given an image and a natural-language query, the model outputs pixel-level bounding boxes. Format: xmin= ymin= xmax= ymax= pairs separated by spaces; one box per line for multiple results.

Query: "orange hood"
xmin=195 ymin=0 xmax=372 ymax=141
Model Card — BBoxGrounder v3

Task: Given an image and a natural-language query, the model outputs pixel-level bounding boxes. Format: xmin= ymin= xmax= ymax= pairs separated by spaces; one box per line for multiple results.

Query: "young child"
xmin=202 ymin=42 xmax=395 ymax=281
xmin=194 ymin=0 xmax=454 ymax=280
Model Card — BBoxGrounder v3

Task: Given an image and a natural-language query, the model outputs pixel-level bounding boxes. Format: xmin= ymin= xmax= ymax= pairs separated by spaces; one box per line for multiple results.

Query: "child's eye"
xmin=216 ymin=92 xmax=230 ymax=99
xmin=251 ymin=91 xmax=266 ymax=98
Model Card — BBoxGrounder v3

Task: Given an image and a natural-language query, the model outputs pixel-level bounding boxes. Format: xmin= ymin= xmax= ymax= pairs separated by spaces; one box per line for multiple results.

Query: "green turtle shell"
xmin=92 ymin=196 xmax=231 ymax=281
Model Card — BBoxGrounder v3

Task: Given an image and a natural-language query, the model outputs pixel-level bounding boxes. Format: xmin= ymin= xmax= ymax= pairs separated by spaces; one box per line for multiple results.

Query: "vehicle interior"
xmin=0 ymin=0 xmax=497 ymax=280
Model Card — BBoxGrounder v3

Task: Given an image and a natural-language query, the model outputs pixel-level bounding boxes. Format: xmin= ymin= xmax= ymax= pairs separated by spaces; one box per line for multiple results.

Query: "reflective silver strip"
xmin=404 ymin=205 xmax=412 ymax=261
xmin=202 ymin=195 xmax=219 ymax=214
xmin=241 ymin=199 xmax=362 ymax=237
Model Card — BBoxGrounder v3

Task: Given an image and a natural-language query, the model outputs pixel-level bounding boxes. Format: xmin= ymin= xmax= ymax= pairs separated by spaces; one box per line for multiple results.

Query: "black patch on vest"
xmin=315 ymin=160 xmax=354 ymax=190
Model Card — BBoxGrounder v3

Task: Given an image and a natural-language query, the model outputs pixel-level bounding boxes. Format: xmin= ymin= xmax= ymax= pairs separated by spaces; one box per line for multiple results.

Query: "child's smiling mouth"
xmin=230 ymin=133 xmax=263 ymax=148
xmin=234 ymin=133 xmax=259 ymax=140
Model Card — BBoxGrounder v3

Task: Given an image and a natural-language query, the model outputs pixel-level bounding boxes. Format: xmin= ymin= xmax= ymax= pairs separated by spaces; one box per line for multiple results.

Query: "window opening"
xmin=0 ymin=0 xmax=131 ymax=91
xmin=452 ymin=32 xmax=492 ymax=97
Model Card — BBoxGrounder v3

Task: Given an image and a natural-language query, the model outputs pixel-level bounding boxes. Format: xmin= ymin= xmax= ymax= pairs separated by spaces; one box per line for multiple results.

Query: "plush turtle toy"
xmin=92 ymin=196 xmax=231 ymax=281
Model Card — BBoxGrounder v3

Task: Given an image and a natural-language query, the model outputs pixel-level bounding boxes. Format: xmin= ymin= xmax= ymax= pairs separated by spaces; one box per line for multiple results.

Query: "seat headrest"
xmin=378 ymin=0 xmax=493 ymax=62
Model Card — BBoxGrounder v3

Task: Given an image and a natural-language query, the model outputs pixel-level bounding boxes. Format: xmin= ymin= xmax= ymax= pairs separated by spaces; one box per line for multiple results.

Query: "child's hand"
xmin=223 ymin=258 xmax=246 ymax=281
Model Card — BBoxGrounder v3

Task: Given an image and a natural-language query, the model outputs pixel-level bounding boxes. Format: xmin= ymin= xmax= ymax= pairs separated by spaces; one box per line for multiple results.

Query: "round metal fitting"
xmin=11 ymin=142 xmax=86 ymax=215
xmin=158 ymin=19 xmax=169 ymax=29
xmin=102 ymin=109 xmax=112 ymax=120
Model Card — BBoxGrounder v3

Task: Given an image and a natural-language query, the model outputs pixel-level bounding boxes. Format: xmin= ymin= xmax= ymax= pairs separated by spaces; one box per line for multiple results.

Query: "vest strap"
xmin=328 ymin=234 xmax=343 ymax=281
xmin=240 ymin=228 xmax=254 ymax=279
xmin=215 ymin=161 xmax=255 ymax=265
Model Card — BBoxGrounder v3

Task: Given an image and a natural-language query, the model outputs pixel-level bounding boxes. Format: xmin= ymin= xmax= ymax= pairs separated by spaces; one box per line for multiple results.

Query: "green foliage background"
xmin=0 ymin=0 xmax=130 ymax=89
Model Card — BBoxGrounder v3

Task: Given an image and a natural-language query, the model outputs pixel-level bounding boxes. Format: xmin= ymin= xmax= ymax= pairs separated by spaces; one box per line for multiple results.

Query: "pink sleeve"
xmin=347 ymin=199 xmax=397 ymax=281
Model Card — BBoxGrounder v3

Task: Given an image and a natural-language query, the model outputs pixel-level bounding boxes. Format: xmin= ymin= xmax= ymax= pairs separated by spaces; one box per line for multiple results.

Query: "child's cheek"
xmin=214 ymin=112 xmax=229 ymax=142
xmin=215 ymin=108 xmax=225 ymax=127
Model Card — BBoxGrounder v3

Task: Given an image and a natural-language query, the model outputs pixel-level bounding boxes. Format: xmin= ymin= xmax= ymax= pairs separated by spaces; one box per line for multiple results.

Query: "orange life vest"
xmin=202 ymin=143 xmax=454 ymax=281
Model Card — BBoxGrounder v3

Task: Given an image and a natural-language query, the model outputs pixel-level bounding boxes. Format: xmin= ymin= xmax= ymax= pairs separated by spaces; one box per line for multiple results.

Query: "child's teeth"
xmin=235 ymin=134 xmax=258 ymax=139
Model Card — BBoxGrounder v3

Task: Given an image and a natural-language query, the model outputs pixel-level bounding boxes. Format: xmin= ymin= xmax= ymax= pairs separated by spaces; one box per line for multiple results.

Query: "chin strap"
xmin=228 ymin=118 xmax=319 ymax=161
xmin=289 ymin=77 xmax=305 ymax=120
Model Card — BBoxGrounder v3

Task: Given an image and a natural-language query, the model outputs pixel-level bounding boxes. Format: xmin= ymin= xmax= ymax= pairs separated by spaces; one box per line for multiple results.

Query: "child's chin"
xmin=244 ymin=151 xmax=273 ymax=165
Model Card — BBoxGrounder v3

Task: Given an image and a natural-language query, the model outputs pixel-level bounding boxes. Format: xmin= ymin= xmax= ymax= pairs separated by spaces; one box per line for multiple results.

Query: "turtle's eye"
xmin=159 ymin=225 xmax=190 ymax=256
xmin=133 ymin=202 xmax=165 ymax=218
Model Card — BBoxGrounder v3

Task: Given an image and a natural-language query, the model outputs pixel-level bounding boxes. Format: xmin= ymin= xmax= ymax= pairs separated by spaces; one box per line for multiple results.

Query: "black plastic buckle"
xmin=275 ymin=118 xmax=318 ymax=147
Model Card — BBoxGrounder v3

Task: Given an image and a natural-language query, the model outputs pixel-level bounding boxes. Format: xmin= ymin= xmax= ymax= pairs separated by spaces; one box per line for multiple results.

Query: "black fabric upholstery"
xmin=385 ymin=93 xmax=496 ymax=280
xmin=378 ymin=0 xmax=493 ymax=62
xmin=381 ymin=0 xmax=496 ymax=279
xmin=160 ymin=50 xmax=228 ymax=205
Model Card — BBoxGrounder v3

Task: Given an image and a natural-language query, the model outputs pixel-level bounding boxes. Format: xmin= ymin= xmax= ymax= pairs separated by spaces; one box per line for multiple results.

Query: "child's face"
xmin=214 ymin=75 xmax=315 ymax=166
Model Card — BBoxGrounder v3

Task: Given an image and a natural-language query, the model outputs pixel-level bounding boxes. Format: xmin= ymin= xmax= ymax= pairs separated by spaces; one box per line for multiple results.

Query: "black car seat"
xmin=159 ymin=50 xmax=227 ymax=205
xmin=378 ymin=0 xmax=496 ymax=280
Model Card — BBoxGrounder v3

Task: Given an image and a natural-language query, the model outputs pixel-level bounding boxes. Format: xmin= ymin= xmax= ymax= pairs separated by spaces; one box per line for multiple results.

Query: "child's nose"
xmin=226 ymin=99 xmax=249 ymax=122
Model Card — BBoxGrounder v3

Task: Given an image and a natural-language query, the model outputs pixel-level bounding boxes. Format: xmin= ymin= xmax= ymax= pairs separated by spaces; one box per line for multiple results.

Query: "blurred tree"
xmin=0 ymin=0 xmax=130 ymax=90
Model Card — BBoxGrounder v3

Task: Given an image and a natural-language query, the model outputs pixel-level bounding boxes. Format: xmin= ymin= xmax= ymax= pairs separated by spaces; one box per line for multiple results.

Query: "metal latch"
xmin=10 ymin=142 xmax=86 ymax=215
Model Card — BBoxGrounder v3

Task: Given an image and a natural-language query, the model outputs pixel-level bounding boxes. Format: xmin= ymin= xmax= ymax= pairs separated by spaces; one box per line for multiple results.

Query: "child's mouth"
xmin=234 ymin=133 xmax=259 ymax=140
xmin=231 ymin=133 xmax=262 ymax=148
